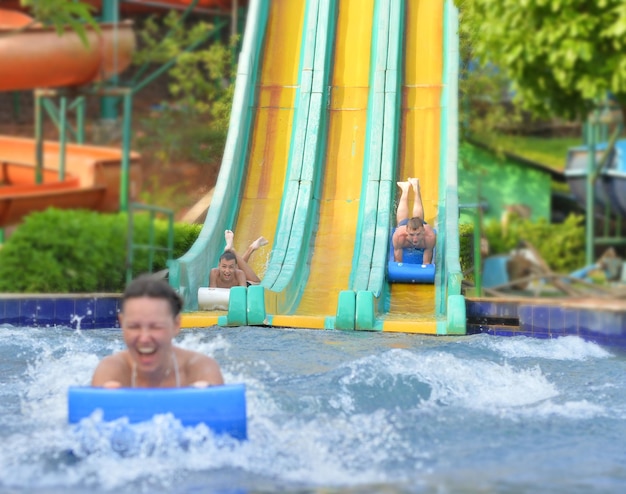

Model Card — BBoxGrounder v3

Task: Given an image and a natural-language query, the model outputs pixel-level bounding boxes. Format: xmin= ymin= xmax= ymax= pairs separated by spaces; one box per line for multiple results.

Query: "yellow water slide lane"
xmin=383 ymin=0 xmax=443 ymax=332
xmin=231 ymin=0 xmax=306 ymax=278
xmin=290 ymin=0 xmax=375 ymax=318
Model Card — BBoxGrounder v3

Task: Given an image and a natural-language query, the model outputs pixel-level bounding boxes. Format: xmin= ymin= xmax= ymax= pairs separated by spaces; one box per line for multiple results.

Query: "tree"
xmin=134 ymin=12 xmax=236 ymax=127
xmin=14 ymin=0 xmax=98 ymax=45
xmin=456 ymin=0 xmax=626 ymax=120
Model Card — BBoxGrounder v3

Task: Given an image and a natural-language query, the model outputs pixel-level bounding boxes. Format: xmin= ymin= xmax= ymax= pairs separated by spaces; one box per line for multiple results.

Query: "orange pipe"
xmin=0 ymin=9 xmax=135 ymax=91
xmin=0 ymin=0 xmax=246 ymax=15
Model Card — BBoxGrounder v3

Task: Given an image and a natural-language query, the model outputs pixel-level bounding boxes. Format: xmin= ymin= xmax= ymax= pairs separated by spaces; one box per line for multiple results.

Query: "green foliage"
xmin=459 ymin=214 xmax=586 ymax=277
xmin=456 ymin=0 xmax=626 ymax=120
xmin=135 ymin=108 xmax=227 ymax=167
xmin=459 ymin=222 xmax=476 ymax=279
xmin=131 ymin=12 xmax=234 ymax=210
xmin=471 ymin=133 xmax=580 ymax=171
xmin=20 ymin=0 xmax=99 ymax=46
xmin=134 ymin=12 xmax=236 ymax=124
xmin=0 ymin=209 xmax=201 ymax=293
xmin=460 ymin=61 xmax=524 ymax=139
xmin=482 ymin=214 xmax=586 ymax=273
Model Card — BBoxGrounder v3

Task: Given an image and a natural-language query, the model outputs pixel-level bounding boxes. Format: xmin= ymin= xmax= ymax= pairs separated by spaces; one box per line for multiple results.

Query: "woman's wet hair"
xmin=121 ymin=275 xmax=183 ymax=316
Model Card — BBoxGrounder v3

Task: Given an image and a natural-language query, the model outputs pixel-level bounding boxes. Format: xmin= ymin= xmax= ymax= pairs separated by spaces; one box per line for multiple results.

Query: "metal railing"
xmin=126 ymin=202 xmax=175 ymax=283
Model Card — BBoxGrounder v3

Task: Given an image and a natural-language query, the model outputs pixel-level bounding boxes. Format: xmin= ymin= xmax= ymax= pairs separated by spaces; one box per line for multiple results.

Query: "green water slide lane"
xmin=261 ymin=0 xmax=338 ymax=313
xmin=341 ymin=0 xmax=464 ymax=332
xmin=437 ymin=1 xmax=465 ymax=334
xmin=168 ymin=0 xmax=270 ymax=309
xmin=350 ymin=0 xmax=403 ymax=296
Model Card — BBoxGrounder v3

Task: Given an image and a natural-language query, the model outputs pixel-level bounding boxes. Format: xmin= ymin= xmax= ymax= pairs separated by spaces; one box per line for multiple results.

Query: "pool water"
xmin=0 ymin=325 xmax=625 ymax=493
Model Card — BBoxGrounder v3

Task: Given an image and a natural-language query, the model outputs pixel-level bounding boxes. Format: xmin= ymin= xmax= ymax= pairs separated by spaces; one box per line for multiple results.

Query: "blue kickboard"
xmin=387 ymin=227 xmax=436 ymax=284
xmin=68 ymin=384 xmax=247 ymax=440
xmin=388 ymin=261 xmax=436 ymax=283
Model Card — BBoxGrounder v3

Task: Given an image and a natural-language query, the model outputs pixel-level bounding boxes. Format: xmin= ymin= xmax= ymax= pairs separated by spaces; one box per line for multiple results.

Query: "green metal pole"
xmin=34 ymin=92 xmax=44 ymax=184
xmin=58 ymin=96 xmax=67 ymax=181
xmin=473 ymin=210 xmax=482 ymax=296
xmin=75 ymin=96 xmax=86 ymax=144
xmin=120 ymin=91 xmax=133 ymax=212
xmin=585 ymin=116 xmax=596 ymax=266
xmin=126 ymin=205 xmax=134 ymax=285
xmin=100 ymin=0 xmax=119 ymax=122
xmin=42 ymin=99 xmax=60 ymax=128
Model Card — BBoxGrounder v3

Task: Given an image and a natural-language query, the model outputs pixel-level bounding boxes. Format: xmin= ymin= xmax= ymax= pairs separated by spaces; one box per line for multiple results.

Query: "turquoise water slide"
xmin=170 ymin=0 xmax=465 ymax=334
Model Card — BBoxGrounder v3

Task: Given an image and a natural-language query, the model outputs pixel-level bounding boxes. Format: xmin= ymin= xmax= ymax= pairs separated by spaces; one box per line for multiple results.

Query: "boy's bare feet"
xmin=408 ymin=177 xmax=419 ymax=193
xmin=224 ymin=230 xmax=234 ymax=251
xmin=250 ymin=236 xmax=268 ymax=251
xmin=397 ymin=181 xmax=410 ymax=194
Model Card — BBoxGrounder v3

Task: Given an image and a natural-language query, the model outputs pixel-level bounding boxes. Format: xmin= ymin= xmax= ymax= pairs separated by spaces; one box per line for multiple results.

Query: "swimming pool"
xmin=1 ymin=325 xmax=625 ymax=493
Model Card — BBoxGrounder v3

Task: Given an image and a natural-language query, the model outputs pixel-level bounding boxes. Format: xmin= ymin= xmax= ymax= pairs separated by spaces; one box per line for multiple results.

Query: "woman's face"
xmin=120 ymin=296 xmax=180 ymax=375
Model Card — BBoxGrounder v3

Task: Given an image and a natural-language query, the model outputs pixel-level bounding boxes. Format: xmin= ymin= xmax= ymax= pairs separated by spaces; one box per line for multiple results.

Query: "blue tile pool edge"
xmin=0 ymin=294 xmax=121 ymax=330
xmin=466 ymin=297 xmax=626 ymax=349
xmin=1 ymin=295 xmax=625 ymax=349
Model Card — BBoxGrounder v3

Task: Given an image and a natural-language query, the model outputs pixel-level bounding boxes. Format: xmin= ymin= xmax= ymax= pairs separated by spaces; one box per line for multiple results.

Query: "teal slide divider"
xmin=168 ymin=0 xmax=270 ymax=309
xmin=350 ymin=0 xmax=404 ymax=295
xmin=436 ymin=0 xmax=465 ymax=334
xmin=261 ymin=0 xmax=338 ymax=313
xmin=335 ymin=0 xmax=404 ymax=329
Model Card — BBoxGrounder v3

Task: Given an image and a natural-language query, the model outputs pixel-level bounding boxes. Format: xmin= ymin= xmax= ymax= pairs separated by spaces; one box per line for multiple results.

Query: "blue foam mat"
xmin=68 ymin=384 xmax=247 ymax=440
xmin=387 ymin=227 xmax=436 ymax=284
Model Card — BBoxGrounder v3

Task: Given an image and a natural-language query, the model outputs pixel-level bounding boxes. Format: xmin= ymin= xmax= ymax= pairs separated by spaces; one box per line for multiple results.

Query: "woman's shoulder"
xmin=175 ymin=347 xmax=224 ymax=386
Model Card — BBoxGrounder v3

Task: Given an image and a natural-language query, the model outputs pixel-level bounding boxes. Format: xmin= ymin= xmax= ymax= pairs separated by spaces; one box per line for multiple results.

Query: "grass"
xmin=474 ymin=133 xmax=581 ymax=171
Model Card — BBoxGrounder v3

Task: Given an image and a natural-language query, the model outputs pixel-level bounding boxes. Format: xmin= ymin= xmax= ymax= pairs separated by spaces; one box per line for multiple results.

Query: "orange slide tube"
xmin=0 ymin=9 xmax=135 ymax=92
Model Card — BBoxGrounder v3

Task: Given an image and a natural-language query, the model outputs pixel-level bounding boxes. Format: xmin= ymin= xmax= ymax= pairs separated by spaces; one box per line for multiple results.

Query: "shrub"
xmin=459 ymin=222 xmax=475 ymax=279
xmin=478 ymin=213 xmax=585 ymax=274
xmin=0 ymin=209 xmax=201 ymax=293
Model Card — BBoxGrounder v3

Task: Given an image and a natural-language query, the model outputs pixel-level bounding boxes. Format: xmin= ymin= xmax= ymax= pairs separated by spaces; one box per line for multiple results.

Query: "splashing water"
xmin=0 ymin=326 xmax=625 ymax=493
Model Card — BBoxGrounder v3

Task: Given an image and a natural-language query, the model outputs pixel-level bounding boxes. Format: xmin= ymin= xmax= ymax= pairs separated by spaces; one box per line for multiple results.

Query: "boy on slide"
xmin=391 ymin=177 xmax=436 ymax=264
xmin=209 ymin=230 xmax=268 ymax=288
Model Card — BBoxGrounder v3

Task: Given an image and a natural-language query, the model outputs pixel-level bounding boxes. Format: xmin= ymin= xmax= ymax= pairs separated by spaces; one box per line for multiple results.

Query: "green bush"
xmin=460 ymin=213 xmax=585 ymax=276
xmin=0 ymin=209 xmax=201 ymax=293
xmin=459 ymin=222 xmax=475 ymax=280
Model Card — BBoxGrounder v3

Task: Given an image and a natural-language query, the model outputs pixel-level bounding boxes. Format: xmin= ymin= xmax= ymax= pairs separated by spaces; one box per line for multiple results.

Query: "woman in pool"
xmin=91 ymin=275 xmax=224 ymax=389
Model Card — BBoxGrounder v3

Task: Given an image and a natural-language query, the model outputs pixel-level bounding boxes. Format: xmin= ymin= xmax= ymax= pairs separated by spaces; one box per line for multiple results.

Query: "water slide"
xmin=172 ymin=0 xmax=465 ymax=334
xmin=0 ymin=8 xmax=138 ymax=228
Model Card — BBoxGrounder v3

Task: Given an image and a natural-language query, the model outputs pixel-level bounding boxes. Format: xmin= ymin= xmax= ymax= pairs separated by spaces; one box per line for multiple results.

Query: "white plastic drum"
xmin=197 ymin=287 xmax=231 ymax=311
